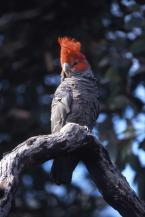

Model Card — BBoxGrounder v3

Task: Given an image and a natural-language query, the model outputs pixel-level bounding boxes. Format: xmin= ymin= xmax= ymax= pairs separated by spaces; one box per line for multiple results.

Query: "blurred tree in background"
xmin=0 ymin=0 xmax=145 ymax=216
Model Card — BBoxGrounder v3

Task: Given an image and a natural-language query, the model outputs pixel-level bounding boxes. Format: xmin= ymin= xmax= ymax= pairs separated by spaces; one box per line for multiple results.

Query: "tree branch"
xmin=0 ymin=123 xmax=145 ymax=217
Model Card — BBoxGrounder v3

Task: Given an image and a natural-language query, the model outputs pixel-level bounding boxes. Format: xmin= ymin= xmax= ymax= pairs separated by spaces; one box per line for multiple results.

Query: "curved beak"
xmin=62 ymin=63 xmax=70 ymax=72
xmin=61 ymin=63 xmax=71 ymax=80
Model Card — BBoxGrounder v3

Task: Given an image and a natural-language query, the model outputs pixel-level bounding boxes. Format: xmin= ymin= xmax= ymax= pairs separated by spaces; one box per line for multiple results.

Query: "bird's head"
xmin=58 ymin=37 xmax=90 ymax=79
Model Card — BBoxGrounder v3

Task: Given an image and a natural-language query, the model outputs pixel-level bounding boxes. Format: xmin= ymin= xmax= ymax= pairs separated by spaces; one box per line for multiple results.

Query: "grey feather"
xmin=50 ymin=69 xmax=100 ymax=184
xmin=51 ymin=90 xmax=72 ymax=133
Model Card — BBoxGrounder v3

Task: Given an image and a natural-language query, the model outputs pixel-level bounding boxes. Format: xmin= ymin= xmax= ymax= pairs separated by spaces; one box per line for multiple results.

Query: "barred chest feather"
xmin=51 ymin=74 xmax=100 ymax=133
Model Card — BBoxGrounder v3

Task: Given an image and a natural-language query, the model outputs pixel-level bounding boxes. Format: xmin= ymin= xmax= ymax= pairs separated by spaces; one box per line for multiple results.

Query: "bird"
xmin=50 ymin=37 xmax=100 ymax=185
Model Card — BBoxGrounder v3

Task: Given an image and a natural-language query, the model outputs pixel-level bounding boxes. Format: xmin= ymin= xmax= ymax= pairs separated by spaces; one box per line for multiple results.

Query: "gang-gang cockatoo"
xmin=50 ymin=37 xmax=100 ymax=185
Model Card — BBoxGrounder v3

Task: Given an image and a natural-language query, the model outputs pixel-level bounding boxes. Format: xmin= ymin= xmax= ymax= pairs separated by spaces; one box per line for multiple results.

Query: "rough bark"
xmin=0 ymin=123 xmax=145 ymax=217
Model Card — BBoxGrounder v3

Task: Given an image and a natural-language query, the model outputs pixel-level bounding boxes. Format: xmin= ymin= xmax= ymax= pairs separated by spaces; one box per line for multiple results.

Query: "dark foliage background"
xmin=0 ymin=0 xmax=145 ymax=216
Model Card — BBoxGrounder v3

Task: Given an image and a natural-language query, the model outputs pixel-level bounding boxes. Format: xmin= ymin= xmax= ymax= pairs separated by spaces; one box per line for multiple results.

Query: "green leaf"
xmin=139 ymin=139 xmax=145 ymax=150
xmin=130 ymin=38 xmax=145 ymax=55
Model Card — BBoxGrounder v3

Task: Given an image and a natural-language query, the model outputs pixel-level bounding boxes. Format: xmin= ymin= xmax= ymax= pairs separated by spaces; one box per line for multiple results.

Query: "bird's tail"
xmin=50 ymin=156 xmax=79 ymax=185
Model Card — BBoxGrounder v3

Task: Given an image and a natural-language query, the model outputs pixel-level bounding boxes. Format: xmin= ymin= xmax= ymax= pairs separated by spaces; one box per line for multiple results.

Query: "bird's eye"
xmin=72 ymin=61 xmax=78 ymax=67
